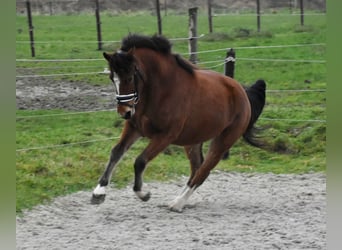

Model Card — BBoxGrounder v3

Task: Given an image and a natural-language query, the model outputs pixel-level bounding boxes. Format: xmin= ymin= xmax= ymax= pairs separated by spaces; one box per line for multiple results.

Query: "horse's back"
xmin=172 ymin=69 xmax=251 ymax=145
xmin=194 ymin=69 xmax=250 ymax=112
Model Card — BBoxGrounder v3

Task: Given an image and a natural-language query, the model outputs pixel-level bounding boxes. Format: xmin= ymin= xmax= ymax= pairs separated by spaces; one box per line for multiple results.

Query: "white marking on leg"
xmin=93 ymin=184 xmax=106 ymax=196
xmin=179 ymin=185 xmax=189 ymax=195
xmin=169 ymin=186 xmax=196 ymax=212
xmin=135 ymin=191 xmax=146 ymax=199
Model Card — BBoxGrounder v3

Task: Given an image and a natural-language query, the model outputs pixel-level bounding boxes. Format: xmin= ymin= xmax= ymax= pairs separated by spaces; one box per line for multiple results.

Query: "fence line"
xmin=16 ymin=113 xmax=326 ymax=122
xmin=16 ymin=93 xmax=325 ymax=120
xmin=16 ymin=71 xmax=105 ymax=78
xmin=185 ymin=43 xmax=325 ymax=56
xmin=16 ymin=40 xmax=122 ymax=44
xmin=16 ymin=65 xmax=102 ymax=70
xmin=17 ymin=0 xmax=326 ymax=57
xmin=15 ymin=39 xmax=326 ymax=149
xmin=266 ymin=89 xmax=326 ymax=93
xmin=212 ymin=13 xmax=326 ymax=17
xmin=202 ymin=58 xmax=325 ymax=70
xmin=260 ymin=118 xmax=326 ymax=123
xmin=237 ymin=58 xmax=325 ymax=63
xmin=16 ymin=109 xmax=116 ymax=119
xmin=18 ymin=56 xmax=325 ymax=64
xmin=15 ymin=56 xmax=325 ymax=78
xmin=16 ymin=58 xmax=103 ymax=62
xmin=16 ymin=43 xmax=326 ymax=63
xmin=16 ymin=116 xmax=326 ymax=152
xmin=17 ymin=119 xmax=326 ymax=153
xmin=16 ymin=136 xmax=120 ymax=152
xmin=15 ymin=57 xmax=325 ymax=73
xmin=15 ymin=35 xmax=206 ymax=45
xmin=204 ymin=61 xmax=227 ymax=69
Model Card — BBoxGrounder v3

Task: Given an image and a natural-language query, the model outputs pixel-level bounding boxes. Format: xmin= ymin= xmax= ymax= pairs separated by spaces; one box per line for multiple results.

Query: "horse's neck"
xmin=136 ymin=50 xmax=172 ymax=80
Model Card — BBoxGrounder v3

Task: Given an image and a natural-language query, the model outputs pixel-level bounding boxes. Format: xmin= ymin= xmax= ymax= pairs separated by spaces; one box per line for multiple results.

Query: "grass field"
xmin=16 ymin=11 xmax=326 ymax=213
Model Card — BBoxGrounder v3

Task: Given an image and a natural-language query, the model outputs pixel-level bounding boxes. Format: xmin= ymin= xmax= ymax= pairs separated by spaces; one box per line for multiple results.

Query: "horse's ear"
xmin=103 ymin=52 xmax=111 ymax=62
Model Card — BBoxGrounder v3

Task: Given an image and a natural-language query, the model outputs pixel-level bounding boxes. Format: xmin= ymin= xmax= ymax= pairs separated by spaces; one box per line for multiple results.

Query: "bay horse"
xmin=91 ymin=34 xmax=266 ymax=212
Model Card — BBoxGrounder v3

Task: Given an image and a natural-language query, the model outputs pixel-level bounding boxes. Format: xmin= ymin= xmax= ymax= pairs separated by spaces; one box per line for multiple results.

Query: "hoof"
xmin=141 ymin=191 xmax=151 ymax=202
xmin=91 ymin=194 xmax=106 ymax=204
xmin=168 ymin=205 xmax=184 ymax=213
xmin=135 ymin=191 xmax=151 ymax=202
xmin=168 ymin=199 xmax=185 ymax=213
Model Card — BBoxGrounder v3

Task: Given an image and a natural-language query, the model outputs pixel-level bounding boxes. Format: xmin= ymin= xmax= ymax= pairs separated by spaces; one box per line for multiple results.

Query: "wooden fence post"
xmin=49 ymin=1 xmax=53 ymax=16
xmin=299 ymin=0 xmax=304 ymax=26
xmin=164 ymin=0 xmax=167 ymax=16
xmin=225 ymin=48 xmax=235 ymax=78
xmin=95 ymin=0 xmax=102 ymax=50
xmin=188 ymin=7 xmax=198 ymax=64
xmin=207 ymin=0 xmax=213 ymax=33
xmin=156 ymin=0 xmax=162 ymax=35
xmin=222 ymin=48 xmax=236 ymax=160
xmin=256 ymin=0 xmax=261 ymax=32
xmin=26 ymin=0 xmax=35 ymax=57
xmin=289 ymin=0 xmax=293 ymax=14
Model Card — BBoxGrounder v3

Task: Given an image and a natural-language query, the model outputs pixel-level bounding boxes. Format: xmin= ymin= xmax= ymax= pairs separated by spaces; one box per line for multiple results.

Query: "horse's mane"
xmin=120 ymin=34 xmax=195 ymax=75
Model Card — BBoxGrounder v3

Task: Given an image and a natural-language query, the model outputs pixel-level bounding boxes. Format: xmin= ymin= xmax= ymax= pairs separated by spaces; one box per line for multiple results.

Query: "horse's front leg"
xmin=133 ymin=138 xmax=171 ymax=202
xmin=91 ymin=122 xmax=140 ymax=204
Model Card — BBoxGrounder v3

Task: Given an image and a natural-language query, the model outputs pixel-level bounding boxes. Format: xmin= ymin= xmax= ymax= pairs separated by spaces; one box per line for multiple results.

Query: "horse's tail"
xmin=243 ymin=79 xmax=266 ymax=147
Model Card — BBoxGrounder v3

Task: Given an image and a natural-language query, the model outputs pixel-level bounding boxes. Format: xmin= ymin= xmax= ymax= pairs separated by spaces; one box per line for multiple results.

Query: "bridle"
xmin=110 ymin=65 xmax=144 ymax=109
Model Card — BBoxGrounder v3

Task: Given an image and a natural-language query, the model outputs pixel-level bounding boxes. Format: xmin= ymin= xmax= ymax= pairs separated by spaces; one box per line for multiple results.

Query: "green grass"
xmin=16 ymin=11 xmax=326 ymax=213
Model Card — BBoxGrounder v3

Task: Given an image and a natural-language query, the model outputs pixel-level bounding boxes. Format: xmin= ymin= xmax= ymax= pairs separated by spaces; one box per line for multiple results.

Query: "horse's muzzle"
xmin=117 ymin=105 xmax=134 ymax=120
xmin=122 ymin=110 xmax=132 ymax=120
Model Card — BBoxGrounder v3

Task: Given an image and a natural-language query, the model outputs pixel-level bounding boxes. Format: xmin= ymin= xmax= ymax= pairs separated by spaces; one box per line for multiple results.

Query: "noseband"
xmin=112 ymin=66 xmax=144 ymax=108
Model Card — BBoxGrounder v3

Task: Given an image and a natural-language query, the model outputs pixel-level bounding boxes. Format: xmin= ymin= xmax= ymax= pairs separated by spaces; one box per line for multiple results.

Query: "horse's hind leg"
xmin=169 ymin=141 xmax=225 ymax=212
xmin=169 ymin=144 xmax=203 ymax=201
xmin=184 ymin=144 xmax=204 ymax=186
xmin=91 ymin=122 xmax=140 ymax=204
xmin=169 ymin=126 xmax=245 ymax=212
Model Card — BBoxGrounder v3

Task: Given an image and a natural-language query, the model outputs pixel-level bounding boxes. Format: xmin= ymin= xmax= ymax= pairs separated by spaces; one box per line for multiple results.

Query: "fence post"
xmin=26 ymin=0 xmax=35 ymax=57
xmin=299 ymin=0 xmax=304 ymax=26
xmin=95 ymin=0 xmax=102 ymax=50
xmin=188 ymin=7 xmax=198 ymax=64
xmin=164 ymin=0 xmax=167 ymax=16
xmin=289 ymin=0 xmax=293 ymax=14
xmin=256 ymin=0 xmax=261 ymax=32
xmin=207 ymin=0 xmax=213 ymax=33
xmin=222 ymin=48 xmax=235 ymax=160
xmin=224 ymin=48 xmax=235 ymax=78
xmin=49 ymin=1 xmax=53 ymax=15
xmin=156 ymin=0 xmax=162 ymax=35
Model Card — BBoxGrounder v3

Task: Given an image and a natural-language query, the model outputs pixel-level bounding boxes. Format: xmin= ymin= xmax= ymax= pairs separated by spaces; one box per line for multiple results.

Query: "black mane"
xmin=120 ymin=34 xmax=195 ymax=75
xmin=121 ymin=34 xmax=172 ymax=54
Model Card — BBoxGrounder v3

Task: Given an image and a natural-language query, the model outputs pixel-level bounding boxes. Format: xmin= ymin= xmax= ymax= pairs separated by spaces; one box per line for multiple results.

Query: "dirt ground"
xmin=16 ymin=172 xmax=326 ymax=250
xmin=16 ymin=77 xmax=326 ymax=250
xmin=16 ymin=76 xmax=116 ymax=111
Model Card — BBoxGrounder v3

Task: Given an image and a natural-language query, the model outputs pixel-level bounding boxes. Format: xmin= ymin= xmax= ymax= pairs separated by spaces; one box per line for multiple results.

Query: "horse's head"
xmin=103 ymin=49 xmax=143 ymax=120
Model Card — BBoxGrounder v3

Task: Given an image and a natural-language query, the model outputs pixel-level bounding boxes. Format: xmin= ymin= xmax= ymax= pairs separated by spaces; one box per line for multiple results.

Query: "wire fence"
xmin=16 ymin=115 xmax=326 ymax=152
xmin=16 ymin=4 xmax=326 ymax=153
xmin=16 ymin=0 xmax=326 ymax=16
xmin=16 ymin=114 xmax=326 ymax=152
xmin=16 ymin=71 xmax=326 ymax=151
xmin=16 ymin=43 xmax=326 ymax=88
xmin=16 ymin=0 xmax=326 ymax=57
xmin=16 ymin=136 xmax=121 ymax=152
